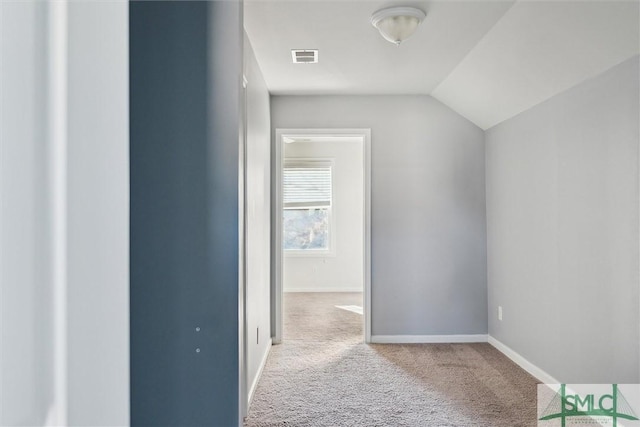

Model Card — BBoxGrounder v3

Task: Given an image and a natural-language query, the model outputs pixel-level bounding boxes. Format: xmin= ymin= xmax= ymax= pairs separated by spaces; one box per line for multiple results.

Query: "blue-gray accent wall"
xmin=130 ymin=2 xmax=243 ymax=425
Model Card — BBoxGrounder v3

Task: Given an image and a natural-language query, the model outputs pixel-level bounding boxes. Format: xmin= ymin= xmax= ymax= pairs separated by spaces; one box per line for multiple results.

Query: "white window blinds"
xmin=283 ymin=163 xmax=332 ymax=208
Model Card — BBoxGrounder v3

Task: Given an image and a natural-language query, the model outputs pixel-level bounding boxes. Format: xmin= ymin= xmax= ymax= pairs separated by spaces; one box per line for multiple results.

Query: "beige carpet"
xmin=284 ymin=292 xmax=364 ymax=342
xmin=245 ymin=292 xmax=539 ymax=427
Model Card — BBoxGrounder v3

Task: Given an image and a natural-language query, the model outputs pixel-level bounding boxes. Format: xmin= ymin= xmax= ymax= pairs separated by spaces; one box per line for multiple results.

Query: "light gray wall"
xmin=1 ymin=2 xmax=130 ymax=425
xmin=67 ymin=2 xmax=130 ymax=424
xmin=244 ymin=34 xmax=272 ymax=401
xmin=283 ymin=139 xmax=364 ymax=292
xmin=272 ymin=96 xmax=487 ymax=336
xmin=486 ymin=55 xmax=639 ymax=383
xmin=1 ymin=2 xmax=53 ymax=425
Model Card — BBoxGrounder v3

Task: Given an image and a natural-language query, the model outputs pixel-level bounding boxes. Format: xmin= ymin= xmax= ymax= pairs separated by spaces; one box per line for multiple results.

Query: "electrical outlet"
xmin=498 ymin=306 xmax=503 ymax=321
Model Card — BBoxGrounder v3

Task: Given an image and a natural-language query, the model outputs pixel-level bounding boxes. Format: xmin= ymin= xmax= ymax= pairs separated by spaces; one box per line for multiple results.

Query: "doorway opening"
xmin=273 ymin=129 xmax=371 ymax=344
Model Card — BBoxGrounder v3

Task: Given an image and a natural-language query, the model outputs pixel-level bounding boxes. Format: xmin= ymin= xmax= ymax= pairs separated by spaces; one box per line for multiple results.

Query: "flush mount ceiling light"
xmin=370 ymin=6 xmax=426 ymax=45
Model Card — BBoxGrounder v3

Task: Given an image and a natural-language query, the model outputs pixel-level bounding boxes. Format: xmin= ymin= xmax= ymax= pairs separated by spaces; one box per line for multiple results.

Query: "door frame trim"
xmin=273 ymin=128 xmax=372 ymax=343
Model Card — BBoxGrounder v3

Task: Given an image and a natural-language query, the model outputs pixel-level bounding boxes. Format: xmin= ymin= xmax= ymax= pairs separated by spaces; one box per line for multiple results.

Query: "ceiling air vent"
xmin=291 ymin=49 xmax=318 ymax=64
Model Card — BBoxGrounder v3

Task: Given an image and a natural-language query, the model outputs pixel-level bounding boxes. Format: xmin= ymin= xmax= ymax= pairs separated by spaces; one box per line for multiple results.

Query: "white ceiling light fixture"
xmin=371 ymin=6 xmax=426 ymax=45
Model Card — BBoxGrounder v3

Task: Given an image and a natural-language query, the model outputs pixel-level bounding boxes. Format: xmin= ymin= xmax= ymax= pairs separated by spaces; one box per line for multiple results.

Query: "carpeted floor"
xmin=244 ymin=292 xmax=539 ymax=427
xmin=283 ymin=292 xmax=364 ymax=342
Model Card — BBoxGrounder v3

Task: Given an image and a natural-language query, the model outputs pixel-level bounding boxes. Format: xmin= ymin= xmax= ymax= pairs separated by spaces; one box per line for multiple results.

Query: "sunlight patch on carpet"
xmin=335 ymin=305 xmax=363 ymax=315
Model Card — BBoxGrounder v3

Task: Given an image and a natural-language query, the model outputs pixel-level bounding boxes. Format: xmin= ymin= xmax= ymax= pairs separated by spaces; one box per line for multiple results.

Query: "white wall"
xmin=66 ymin=2 xmax=129 ymax=424
xmin=283 ymin=139 xmax=364 ymax=292
xmin=1 ymin=2 xmax=53 ymax=425
xmin=1 ymin=2 xmax=130 ymax=425
xmin=272 ymin=96 xmax=487 ymax=336
xmin=486 ymin=55 xmax=639 ymax=383
xmin=244 ymin=34 xmax=272 ymax=405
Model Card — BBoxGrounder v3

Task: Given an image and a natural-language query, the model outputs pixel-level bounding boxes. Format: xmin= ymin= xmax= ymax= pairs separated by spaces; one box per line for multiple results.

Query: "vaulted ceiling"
xmin=244 ymin=0 xmax=639 ymax=130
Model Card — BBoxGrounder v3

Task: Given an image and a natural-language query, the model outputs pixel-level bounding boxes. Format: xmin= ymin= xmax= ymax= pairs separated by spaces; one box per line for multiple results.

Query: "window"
xmin=283 ymin=161 xmax=333 ymax=253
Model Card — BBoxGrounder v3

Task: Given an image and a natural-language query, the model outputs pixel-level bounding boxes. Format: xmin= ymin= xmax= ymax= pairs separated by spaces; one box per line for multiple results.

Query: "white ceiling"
xmin=244 ymin=0 xmax=516 ymax=95
xmin=431 ymin=1 xmax=640 ymax=129
xmin=244 ymin=0 xmax=639 ymax=129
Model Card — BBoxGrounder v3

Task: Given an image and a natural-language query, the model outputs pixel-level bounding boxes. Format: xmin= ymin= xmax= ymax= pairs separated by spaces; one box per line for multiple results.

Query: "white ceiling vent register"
xmin=291 ymin=49 xmax=318 ymax=64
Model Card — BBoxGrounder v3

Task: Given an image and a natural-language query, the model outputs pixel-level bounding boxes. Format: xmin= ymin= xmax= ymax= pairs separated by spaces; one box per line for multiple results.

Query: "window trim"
xmin=283 ymin=157 xmax=336 ymax=257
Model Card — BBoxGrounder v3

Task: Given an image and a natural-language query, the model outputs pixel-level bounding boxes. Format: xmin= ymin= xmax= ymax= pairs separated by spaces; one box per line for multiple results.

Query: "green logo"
xmin=539 ymin=384 xmax=639 ymax=427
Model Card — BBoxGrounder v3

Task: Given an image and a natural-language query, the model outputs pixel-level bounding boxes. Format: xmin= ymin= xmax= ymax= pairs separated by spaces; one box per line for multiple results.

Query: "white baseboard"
xmin=488 ymin=335 xmax=559 ymax=384
xmin=284 ymin=287 xmax=362 ymax=293
xmin=370 ymin=334 xmax=488 ymax=344
xmin=248 ymin=338 xmax=272 ymax=408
